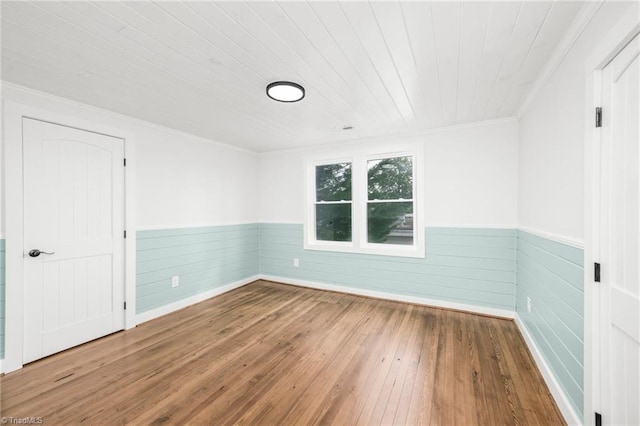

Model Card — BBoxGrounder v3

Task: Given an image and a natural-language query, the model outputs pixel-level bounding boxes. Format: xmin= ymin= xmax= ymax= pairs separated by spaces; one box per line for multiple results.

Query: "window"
xmin=314 ymin=162 xmax=352 ymax=242
xmin=367 ymin=156 xmax=414 ymax=246
xmin=305 ymin=147 xmax=424 ymax=258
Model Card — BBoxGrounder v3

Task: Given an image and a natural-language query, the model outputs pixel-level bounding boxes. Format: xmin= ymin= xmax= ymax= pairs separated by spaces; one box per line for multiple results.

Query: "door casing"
xmin=584 ymin=16 xmax=640 ymax=426
xmin=3 ymin=97 xmax=137 ymax=373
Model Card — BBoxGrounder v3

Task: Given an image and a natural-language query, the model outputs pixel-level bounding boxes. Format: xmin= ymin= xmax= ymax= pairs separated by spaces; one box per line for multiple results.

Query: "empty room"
xmin=1 ymin=0 xmax=639 ymax=425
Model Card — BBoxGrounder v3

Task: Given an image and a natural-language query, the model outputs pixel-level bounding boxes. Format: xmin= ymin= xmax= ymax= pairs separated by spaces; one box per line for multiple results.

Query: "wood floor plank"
xmin=355 ymin=304 xmax=416 ymax=424
xmin=405 ymin=310 xmax=442 ymax=425
xmin=4 ymin=284 xmax=310 ymax=421
xmin=315 ymin=302 xmax=409 ymax=425
xmin=185 ymin=296 xmax=363 ymax=425
xmin=452 ymin=312 xmax=478 ymax=425
xmin=0 ymin=280 xmax=566 ymax=425
xmin=274 ymin=299 xmax=385 ymax=425
xmin=1 ymin=283 xmax=282 ymax=409
xmin=385 ymin=307 xmax=424 ymax=425
xmin=378 ymin=306 xmax=423 ymax=425
xmin=428 ymin=310 xmax=455 ymax=425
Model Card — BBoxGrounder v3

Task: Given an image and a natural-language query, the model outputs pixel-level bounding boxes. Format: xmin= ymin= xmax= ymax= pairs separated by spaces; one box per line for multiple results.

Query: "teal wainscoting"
xmin=259 ymin=224 xmax=516 ymax=311
xmin=516 ymin=230 xmax=584 ymax=420
xmin=0 ymin=239 xmax=4 ymax=358
xmin=137 ymin=224 xmax=259 ymax=314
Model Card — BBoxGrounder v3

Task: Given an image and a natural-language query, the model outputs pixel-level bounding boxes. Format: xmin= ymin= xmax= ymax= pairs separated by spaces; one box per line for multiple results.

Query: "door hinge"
xmin=595 ymin=262 xmax=601 ymax=282
xmin=595 ymin=412 xmax=602 ymax=426
xmin=596 ymin=107 xmax=602 ymax=128
xmin=124 ymin=158 xmax=127 ymax=167
xmin=124 ymin=230 xmax=127 ymax=239
xmin=124 ymin=301 xmax=127 ymax=310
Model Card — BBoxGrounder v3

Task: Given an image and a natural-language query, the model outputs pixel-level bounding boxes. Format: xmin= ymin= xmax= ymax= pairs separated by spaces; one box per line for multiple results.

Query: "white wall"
xmin=1 ymin=83 xmax=260 ymax=233
xmin=259 ymin=118 xmax=519 ymax=227
xmin=518 ymin=1 xmax=637 ymax=243
xmin=135 ymin=128 xmax=258 ymax=229
xmin=0 ymin=98 xmax=4 ymax=237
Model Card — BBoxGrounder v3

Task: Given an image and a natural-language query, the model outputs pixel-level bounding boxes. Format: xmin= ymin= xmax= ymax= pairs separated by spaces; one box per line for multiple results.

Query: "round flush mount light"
xmin=266 ymin=81 xmax=305 ymax=103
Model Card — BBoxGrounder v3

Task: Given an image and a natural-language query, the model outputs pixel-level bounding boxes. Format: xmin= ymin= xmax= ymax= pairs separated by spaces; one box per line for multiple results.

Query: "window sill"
xmin=303 ymin=241 xmax=425 ymax=259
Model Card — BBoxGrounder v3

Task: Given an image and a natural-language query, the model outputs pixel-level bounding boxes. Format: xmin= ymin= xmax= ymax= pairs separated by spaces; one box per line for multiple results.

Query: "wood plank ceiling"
xmin=1 ymin=1 xmax=584 ymax=152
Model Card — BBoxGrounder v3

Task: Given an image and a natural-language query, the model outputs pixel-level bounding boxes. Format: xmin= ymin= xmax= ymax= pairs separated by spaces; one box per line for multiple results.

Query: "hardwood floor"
xmin=1 ymin=280 xmax=565 ymax=425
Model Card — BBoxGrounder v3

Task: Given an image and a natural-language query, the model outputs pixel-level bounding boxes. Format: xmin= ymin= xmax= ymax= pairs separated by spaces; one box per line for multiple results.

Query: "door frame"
xmin=584 ymin=12 xmax=640 ymax=425
xmin=3 ymin=100 xmax=137 ymax=373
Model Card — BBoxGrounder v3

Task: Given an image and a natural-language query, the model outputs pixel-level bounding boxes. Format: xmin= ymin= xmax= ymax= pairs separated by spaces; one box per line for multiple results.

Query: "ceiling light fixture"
xmin=266 ymin=81 xmax=305 ymax=103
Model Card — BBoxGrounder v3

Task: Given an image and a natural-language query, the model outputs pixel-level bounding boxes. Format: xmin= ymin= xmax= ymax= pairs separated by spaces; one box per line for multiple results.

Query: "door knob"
xmin=28 ymin=249 xmax=55 ymax=257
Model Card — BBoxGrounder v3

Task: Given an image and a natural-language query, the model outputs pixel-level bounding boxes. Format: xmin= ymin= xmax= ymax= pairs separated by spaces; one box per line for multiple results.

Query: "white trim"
xmin=124 ymin=133 xmax=137 ymax=330
xmin=135 ymin=222 xmax=259 ymax=232
xmin=260 ymin=117 xmax=518 ymax=156
xmin=583 ymin=8 xmax=640 ymax=424
xmin=1 ymin=82 xmax=258 ymax=156
xmin=2 ymin=100 xmax=137 ymax=373
xmin=426 ymin=223 xmax=516 ymax=230
xmin=585 ymin=15 xmax=640 ymax=73
xmin=260 ymin=223 xmax=517 ymax=230
xmin=0 ymin=359 xmax=3 ymax=374
xmin=304 ymin=145 xmax=426 ymax=259
xmin=136 ymin=275 xmax=260 ymax=324
xmin=258 ymin=221 xmax=305 ymax=225
xmin=515 ymin=314 xmax=582 ymax=426
xmin=518 ymin=1 xmax=604 ymax=117
xmin=584 ymin=67 xmax=601 ymax=426
xmin=517 ymin=227 xmax=584 ymax=249
xmin=260 ymin=274 xmax=514 ymax=319
xmin=4 ymin=100 xmax=25 ymax=373
xmin=301 ymin=238 xmax=427 ymax=258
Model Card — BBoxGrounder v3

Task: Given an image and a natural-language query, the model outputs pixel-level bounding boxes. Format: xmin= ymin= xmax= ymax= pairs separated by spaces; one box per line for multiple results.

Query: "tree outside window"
xmin=367 ymin=156 xmax=414 ymax=245
xmin=315 ymin=162 xmax=352 ymax=242
xmin=306 ymin=147 xmax=423 ymax=258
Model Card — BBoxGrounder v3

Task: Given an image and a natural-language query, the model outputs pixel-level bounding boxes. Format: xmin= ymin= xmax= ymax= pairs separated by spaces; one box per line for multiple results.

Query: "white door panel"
xmin=599 ymin=33 xmax=640 ymax=426
xmin=610 ymin=288 xmax=640 ymax=342
xmin=23 ymin=118 xmax=125 ymax=364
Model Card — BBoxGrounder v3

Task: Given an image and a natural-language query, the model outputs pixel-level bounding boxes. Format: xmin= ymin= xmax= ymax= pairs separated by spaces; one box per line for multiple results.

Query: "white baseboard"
xmin=515 ymin=314 xmax=582 ymax=426
xmin=135 ymin=273 xmax=513 ymax=328
xmin=135 ymin=275 xmax=260 ymax=325
xmin=260 ymin=274 xmax=514 ymax=319
xmin=0 ymin=359 xmax=3 ymax=374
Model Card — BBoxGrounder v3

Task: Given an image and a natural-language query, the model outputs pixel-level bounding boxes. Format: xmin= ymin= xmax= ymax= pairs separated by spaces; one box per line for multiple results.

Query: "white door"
xmin=23 ymin=118 xmax=125 ymax=363
xmin=598 ymin=33 xmax=640 ymax=426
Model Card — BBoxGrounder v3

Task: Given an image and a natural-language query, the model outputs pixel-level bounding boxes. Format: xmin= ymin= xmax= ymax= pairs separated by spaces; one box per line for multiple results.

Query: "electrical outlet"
xmin=172 ymin=276 xmax=180 ymax=288
xmin=527 ymin=296 xmax=532 ymax=313
xmin=293 ymin=258 xmax=299 ymax=267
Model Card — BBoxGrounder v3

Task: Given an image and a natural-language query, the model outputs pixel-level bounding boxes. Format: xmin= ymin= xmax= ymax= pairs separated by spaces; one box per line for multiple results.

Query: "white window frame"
xmin=305 ymin=157 xmax=355 ymax=250
xmin=304 ymin=145 xmax=424 ymax=258
xmin=360 ymin=151 xmax=422 ymax=256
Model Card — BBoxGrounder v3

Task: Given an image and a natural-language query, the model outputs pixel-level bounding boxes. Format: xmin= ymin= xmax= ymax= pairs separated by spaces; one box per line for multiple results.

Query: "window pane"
xmin=316 ymin=163 xmax=352 ymax=202
xmin=367 ymin=156 xmax=413 ymax=200
xmin=316 ymin=203 xmax=352 ymax=242
xmin=367 ymin=202 xmax=413 ymax=245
